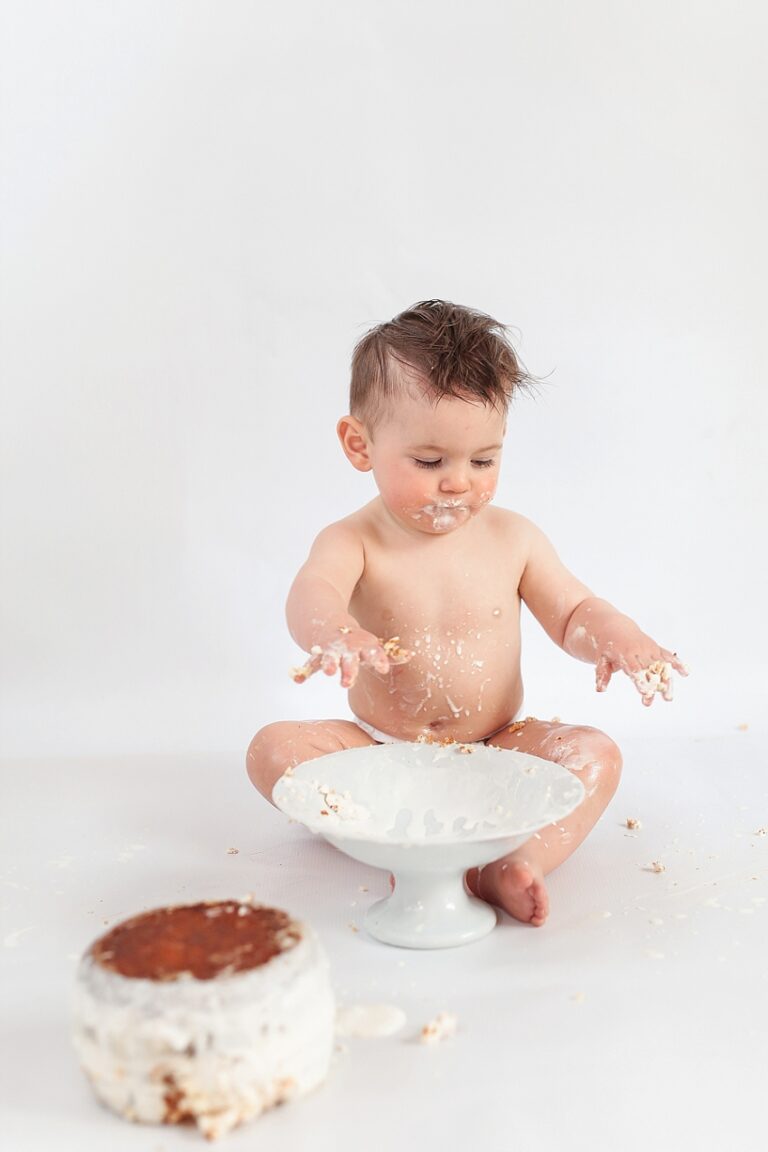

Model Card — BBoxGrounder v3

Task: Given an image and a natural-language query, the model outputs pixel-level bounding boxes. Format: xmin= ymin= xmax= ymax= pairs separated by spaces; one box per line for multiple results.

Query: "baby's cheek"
xmin=400 ymin=481 xmax=431 ymax=509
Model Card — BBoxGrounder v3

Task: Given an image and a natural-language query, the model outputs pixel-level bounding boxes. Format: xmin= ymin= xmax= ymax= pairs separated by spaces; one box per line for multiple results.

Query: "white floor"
xmin=2 ymin=726 xmax=767 ymax=1152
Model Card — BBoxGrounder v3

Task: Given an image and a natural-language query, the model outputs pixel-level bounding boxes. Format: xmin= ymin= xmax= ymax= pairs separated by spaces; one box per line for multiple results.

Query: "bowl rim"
xmin=272 ymin=743 xmax=585 ymax=846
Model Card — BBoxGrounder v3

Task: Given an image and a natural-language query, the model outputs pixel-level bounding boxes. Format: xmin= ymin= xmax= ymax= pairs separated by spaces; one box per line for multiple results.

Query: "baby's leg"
xmin=246 ymin=720 xmax=378 ymax=804
xmin=466 ymin=719 xmax=622 ymax=927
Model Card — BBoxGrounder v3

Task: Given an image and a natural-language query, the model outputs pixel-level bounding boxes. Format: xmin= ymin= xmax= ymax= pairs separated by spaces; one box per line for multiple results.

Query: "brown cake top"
xmin=89 ymin=901 xmax=302 ymax=981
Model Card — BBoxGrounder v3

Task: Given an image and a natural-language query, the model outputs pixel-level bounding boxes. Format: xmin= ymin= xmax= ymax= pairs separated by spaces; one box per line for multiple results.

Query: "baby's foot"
xmin=465 ymin=858 xmax=549 ymax=927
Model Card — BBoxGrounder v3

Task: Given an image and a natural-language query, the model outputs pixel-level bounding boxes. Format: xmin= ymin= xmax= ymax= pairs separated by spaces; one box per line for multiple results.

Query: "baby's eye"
xmin=471 ymin=459 xmax=495 ymax=469
xmin=413 ymin=458 xmax=442 ymax=469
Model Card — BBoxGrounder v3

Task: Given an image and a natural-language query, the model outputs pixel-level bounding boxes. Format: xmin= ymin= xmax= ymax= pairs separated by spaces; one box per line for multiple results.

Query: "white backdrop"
xmin=1 ymin=0 xmax=766 ymax=758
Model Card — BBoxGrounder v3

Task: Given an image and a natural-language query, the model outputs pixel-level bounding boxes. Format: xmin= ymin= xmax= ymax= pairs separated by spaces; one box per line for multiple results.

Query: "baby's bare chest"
xmin=350 ymin=540 xmax=523 ymax=642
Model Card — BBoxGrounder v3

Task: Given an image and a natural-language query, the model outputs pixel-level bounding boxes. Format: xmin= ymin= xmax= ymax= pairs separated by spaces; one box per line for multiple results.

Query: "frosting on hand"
xmin=290 ymin=630 xmax=412 ymax=689
xmin=595 ymin=647 xmax=689 ymax=706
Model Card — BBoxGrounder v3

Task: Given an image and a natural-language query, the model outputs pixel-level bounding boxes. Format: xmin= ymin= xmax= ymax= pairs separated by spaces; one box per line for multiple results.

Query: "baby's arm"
xmin=561 ymin=596 xmax=688 ymax=703
xmin=286 ymin=522 xmax=401 ymax=689
xmin=518 ymin=519 xmax=687 ymax=705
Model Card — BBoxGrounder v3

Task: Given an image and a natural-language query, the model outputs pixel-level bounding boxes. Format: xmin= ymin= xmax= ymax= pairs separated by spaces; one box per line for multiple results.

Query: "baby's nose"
xmin=439 ymin=469 xmax=471 ymax=494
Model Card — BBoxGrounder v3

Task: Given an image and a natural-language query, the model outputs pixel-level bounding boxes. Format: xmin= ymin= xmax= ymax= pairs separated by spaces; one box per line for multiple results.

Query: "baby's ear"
xmin=337 ymin=416 xmax=373 ymax=472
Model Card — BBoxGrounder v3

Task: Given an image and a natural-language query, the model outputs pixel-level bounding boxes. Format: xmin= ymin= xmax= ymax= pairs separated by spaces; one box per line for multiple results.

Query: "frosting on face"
xmin=363 ymin=390 xmax=505 ymax=537
xmin=410 ymin=500 xmax=472 ymax=532
xmin=405 ymin=489 xmax=495 ymax=534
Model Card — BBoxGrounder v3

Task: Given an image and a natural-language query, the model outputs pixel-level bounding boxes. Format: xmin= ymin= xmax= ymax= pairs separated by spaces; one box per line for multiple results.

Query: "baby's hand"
xmin=595 ymin=642 xmax=689 ymax=706
xmin=290 ymin=630 xmax=412 ymax=689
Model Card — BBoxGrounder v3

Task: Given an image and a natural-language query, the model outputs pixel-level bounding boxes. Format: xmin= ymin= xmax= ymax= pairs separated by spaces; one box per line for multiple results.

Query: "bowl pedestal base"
xmin=364 ymin=870 xmax=498 ymax=949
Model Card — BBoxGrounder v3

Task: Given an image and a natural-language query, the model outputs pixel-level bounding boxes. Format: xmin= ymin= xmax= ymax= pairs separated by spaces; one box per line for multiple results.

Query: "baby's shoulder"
xmin=308 ymin=502 xmax=377 ymax=553
xmin=485 ymin=505 xmax=541 ymax=545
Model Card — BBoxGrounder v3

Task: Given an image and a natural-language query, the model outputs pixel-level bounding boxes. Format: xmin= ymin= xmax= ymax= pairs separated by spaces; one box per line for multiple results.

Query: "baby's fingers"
xmin=630 ymin=661 xmax=671 ymax=705
xmin=321 ymin=648 xmax=341 ymax=677
xmin=661 ymin=648 xmax=689 ymax=677
xmin=372 ymin=653 xmax=392 ymax=675
xmin=361 ymin=644 xmax=390 ymax=676
xmin=289 ymin=648 xmax=323 ymax=684
xmin=339 ymin=651 xmax=360 ymax=688
xmin=595 ymin=655 xmax=613 ymax=693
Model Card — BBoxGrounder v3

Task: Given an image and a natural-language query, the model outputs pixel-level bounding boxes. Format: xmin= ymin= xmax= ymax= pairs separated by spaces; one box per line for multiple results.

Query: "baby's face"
xmin=367 ymin=390 xmax=506 ymax=535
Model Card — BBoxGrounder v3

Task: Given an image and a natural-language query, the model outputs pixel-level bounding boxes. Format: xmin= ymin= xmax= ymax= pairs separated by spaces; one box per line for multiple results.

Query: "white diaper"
xmin=351 ymin=715 xmax=519 ymax=746
xmin=353 ymin=717 xmax=410 ymax=744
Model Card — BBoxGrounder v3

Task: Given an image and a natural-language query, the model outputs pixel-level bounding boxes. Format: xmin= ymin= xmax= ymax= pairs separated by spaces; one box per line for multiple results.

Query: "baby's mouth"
xmin=421 ymin=500 xmax=468 ymax=513
xmin=410 ymin=501 xmax=472 ymax=531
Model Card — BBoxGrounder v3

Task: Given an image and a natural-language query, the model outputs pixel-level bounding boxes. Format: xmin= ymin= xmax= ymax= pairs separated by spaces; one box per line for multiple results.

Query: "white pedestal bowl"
xmin=273 ymin=741 xmax=585 ymax=949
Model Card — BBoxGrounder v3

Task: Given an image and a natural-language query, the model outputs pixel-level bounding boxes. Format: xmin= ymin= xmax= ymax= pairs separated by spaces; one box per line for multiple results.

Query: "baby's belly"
xmin=348 ymin=648 xmax=524 ymax=743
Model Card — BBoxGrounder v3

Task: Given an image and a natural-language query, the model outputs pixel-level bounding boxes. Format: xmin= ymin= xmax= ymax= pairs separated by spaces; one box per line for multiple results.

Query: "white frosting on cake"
xmin=72 ymin=920 xmax=335 ymax=1139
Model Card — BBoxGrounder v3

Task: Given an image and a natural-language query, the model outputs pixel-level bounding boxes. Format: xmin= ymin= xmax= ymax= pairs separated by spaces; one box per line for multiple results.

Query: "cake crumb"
xmin=420 ymin=1011 xmax=457 ymax=1045
xmin=754 ymin=828 xmax=766 ymax=837
xmin=625 ymin=817 xmax=641 ymax=830
xmin=348 ymin=922 xmax=359 ymax=933
xmin=226 ymin=847 xmax=239 ymax=855
xmin=381 ymin=636 xmax=413 ymax=664
xmin=289 ymin=649 xmax=321 ymax=683
xmin=643 ymin=861 xmax=666 ymax=873
xmin=737 ymin=722 xmax=749 ymax=731
xmin=506 ymin=718 xmax=534 ymax=735
xmin=631 ymin=660 xmax=673 ymax=703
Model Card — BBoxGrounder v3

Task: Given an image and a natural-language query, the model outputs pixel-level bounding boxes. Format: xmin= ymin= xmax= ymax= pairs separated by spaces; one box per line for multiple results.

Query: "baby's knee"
xmin=571 ymin=727 xmax=623 ymax=796
xmin=246 ymin=722 xmax=300 ymax=799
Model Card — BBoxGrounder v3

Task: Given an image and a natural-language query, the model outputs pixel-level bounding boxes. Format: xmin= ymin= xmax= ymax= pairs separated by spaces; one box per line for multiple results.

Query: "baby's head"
xmin=348 ymin=299 xmax=532 ymax=433
xmin=339 ymin=301 xmax=535 ymax=535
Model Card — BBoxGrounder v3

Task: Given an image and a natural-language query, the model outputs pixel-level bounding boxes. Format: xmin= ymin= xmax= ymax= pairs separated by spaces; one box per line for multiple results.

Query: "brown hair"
xmin=350 ymin=299 xmax=535 ymax=430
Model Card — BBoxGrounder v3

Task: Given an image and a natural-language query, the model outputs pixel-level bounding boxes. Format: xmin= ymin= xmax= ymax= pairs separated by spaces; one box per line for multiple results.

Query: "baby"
xmin=247 ymin=299 xmax=687 ymax=927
